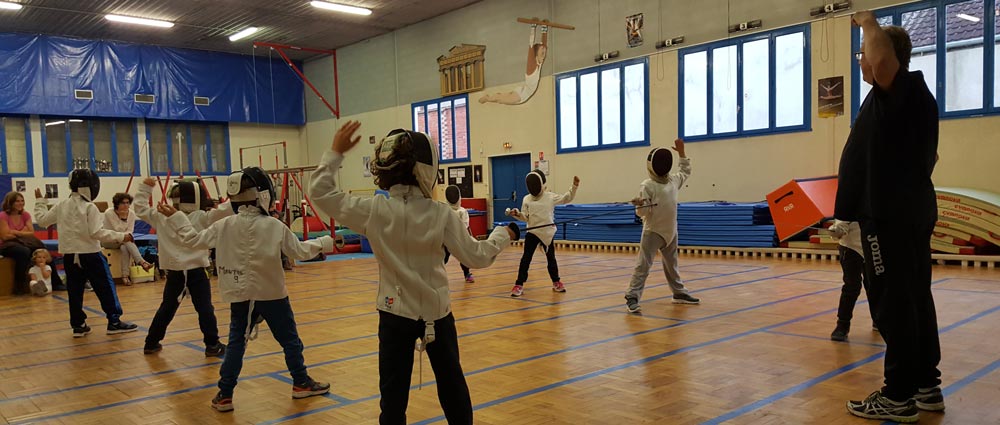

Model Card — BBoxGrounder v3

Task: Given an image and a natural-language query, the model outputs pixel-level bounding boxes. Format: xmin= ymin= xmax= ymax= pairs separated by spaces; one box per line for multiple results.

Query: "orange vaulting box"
xmin=766 ymin=176 xmax=838 ymax=242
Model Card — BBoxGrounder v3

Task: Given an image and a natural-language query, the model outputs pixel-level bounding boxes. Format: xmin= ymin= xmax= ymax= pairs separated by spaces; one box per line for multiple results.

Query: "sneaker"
xmin=914 ymin=386 xmax=945 ymax=411
xmin=143 ymin=343 xmax=162 ymax=355
xmin=510 ymin=285 xmax=524 ymax=297
xmin=72 ymin=324 xmax=91 ymax=338
xmin=205 ymin=343 xmax=226 ymax=358
xmin=211 ymin=392 xmax=234 ymax=412
xmin=672 ymin=293 xmax=700 ymax=304
xmin=292 ymin=378 xmax=331 ymax=399
xmin=625 ymin=297 xmax=641 ymax=313
xmin=831 ymin=323 xmax=850 ymax=342
xmin=465 ymin=275 xmax=475 ymax=283
xmin=107 ymin=321 xmax=139 ymax=335
xmin=552 ymin=281 xmax=566 ymax=293
xmin=84 ymin=282 xmax=94 ymax=292
xmin=846 ymin=390 xmax=919 ymax=423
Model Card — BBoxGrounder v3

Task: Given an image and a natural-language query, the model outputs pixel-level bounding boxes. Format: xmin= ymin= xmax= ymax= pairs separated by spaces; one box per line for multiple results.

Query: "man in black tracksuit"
xmin=836 ymin=11 xmax=942 ymax=424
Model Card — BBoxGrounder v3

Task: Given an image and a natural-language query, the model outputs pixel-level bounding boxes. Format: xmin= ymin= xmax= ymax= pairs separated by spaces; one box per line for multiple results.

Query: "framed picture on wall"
xmin=473 ymin=165 xmax=483 ymax=183
xmin=15 ymin=181 xmax=25 ymax=192
xmin=437 ymin=169 xmax=445 ymax=185
xmin=45 ymin=184 xmax=58 ymax=199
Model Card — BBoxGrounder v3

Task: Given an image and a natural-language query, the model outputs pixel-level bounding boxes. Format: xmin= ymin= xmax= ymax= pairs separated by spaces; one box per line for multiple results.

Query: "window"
xmin=556 ymin=57 xmax=649 ymax=152
xmin=680 ymin=25 xmax=811 ymax=141
xmin=852 ymin=0 xmax=1000 ymax=119
xmin=41 ymin=117 xmax=138 ymax=177
xmin=0 ymin=116 xmax=32 ymax=176
xmin=146 ymin=120 xmax=230 ymax=175
xmin=412 ymin=94 xmax=470 ymax=163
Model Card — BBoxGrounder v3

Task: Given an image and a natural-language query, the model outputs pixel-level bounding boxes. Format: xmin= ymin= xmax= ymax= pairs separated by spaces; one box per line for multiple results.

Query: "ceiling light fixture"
xmin=45 ymin=121 xmax=65 ymax=127
xmin=229 ymin=27 xmax=259 ymax=42
xmin=69 ymin=119 xmax=83 ymax=122
xmin=310 ymin=1 xmax=372 ymax=16
xmin=0 ymin=1 xmax=23 ymax=11
xmin=105 ymin=14 xmax=175 ymax=28
xmin=956 ymin=13 xmax=980 ymax=23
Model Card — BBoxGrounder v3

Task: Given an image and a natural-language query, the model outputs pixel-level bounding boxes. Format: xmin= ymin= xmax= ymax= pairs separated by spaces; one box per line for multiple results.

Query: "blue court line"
xmin=489 ymin=295 xmax=554 ymax=305
xmin=700 ymin=308 xmax=1000 ymax=424
xmin=1 ymin=263 xmax=767 ymax=376
xmin=945 ymin=277 xmax=1000 ymax=284
xmin=600 ymin=309 xmax=686 ymax=322
xmin=52 ymin=294 xmax=150 ymax=333
xmin=0 ymin=263 xmax=695 ymax=371
xmin=409 ymin=305 xmax=849 ymax=425
xmin=762 ymin=330 xmax=886 ymax=348
xmin=266 ymin=283 xmax=845 ymax=424
xmin=942 ymin=357 xmax=1000 ymax=396
xmin=1 ymin=266 xmax=784 ymax=416
xmin=935 ymin=287 xmax=1000 ymax=296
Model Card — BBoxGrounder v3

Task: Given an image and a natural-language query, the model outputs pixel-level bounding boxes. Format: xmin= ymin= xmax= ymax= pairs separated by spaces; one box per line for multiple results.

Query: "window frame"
xmin=41 ymin=117 xmax=140 ymax=177
xmin=145 ymin=120 xmax=232 ymax=176
xmin=679 ymin=24 xmax=812 ymax=142
xmin=851 ymin=0 xmax=997 ymax=121
xmin=0 ymin=115 xmax=33 ymax=177
xmin=555 ymin=57 xmax=651 ymax=154
xmin=411 ymin=94 xmax=471 ymax=164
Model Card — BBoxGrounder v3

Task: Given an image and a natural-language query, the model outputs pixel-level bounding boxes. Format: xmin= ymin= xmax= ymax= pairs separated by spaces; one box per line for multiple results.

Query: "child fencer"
xmin=506 ymin=170 xmax=578 ymax=297
xmin=136 ymin=177 xmax=231 ymax=357
xmin=444 ymin=185 xmax=475 ymax=283
xmin=828 ymin=219 xmax=878 ymax=341
xmin=308 ymin=121 xmax=518 ymax=424
xmin=624 ymin=139 xmax=699 ymax=313
xmin=158 ymin=166 xmax=333 ymax=412
xmin=33 ymin=169 xmax=139 ymax=337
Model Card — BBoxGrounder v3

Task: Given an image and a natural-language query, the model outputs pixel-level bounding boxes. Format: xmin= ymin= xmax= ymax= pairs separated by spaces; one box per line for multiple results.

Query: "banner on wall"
xmin=818 ymin=76 xmax=844 ymax=118
xmin=626 ymin=13 xmax=644 ymax=48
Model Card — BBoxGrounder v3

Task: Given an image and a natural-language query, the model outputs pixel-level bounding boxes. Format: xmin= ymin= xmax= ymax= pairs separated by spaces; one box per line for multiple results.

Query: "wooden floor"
xmin=1 ymin=250 xmax=999 ymax=425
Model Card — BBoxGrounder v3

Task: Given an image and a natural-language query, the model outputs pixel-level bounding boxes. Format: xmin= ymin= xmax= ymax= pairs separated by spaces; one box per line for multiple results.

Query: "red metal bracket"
xmin=253 ymin=42 xmax=340 ymax=119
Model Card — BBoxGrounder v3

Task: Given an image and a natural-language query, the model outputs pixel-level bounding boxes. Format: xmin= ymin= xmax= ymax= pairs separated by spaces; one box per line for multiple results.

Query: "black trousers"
xmin=860 ymin=219 xmax=941 ymax=401
xmin=443 ymin=247 xmax=471 ymax=277
xmin=516 ymin=232 xmax=560 ymax=285
xmin=145 ymin=268 xmax=220 ymax=347
xmin=378 ymin=311 xmax=472 ymax=425
xmin=63 ymin=253 xmax=123 ymax=328
xmin=836 ymin=246 xmax=877 ymax=325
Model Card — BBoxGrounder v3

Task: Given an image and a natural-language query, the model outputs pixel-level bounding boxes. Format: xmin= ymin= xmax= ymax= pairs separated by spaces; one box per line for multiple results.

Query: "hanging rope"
xmin=252 ymin=45 xmax=262 ymax=129
xmin=269 ymin=46 xmax=277 ymax=130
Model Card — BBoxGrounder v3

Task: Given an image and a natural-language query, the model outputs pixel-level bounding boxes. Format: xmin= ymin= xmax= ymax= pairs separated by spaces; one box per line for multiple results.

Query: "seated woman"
xmin=1 ymin=191 xmax=64 ymax=293
xmin=103 ymin=193 xmax=152 ymax=285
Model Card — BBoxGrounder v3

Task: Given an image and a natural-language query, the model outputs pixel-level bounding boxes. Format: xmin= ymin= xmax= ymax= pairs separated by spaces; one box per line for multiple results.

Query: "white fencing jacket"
xmin=635 ymin=157 xmax=692 ymax=243
xmin=309 ymin=151 xmax=511 ymax=322
xmin=510 ymin=184 xmax=578 ymax=245
xmin=134 ymin=184 xmax=233 ymax=271
xmin=34 ymin=194 xmax=129 ymax=254
xmin=167 ymin=208 xmax=332 ymax=303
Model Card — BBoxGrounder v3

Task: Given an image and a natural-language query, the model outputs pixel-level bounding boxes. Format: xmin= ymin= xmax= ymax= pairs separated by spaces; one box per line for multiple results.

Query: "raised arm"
xmin=32 ymin=189 xmax=56 ymax=228
xmin=87 ymin=204 xmax=129 ymax=243
xmin=307 ymin=121 xmax=373 ymax=234
xmin=855 ymin=10 xmax=900 ymax=91
xmin=552 ymin=176 xmax=579 ymax=205
xmin=162 ymin=205 xmax=219 ymax=250
xmin=671 ymin=139 xmax=692 ymax=188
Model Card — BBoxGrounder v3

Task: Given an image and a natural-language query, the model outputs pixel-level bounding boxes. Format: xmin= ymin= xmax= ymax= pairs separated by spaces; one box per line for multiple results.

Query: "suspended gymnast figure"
xmin=478 ymin=23 xmax=548 ymax=105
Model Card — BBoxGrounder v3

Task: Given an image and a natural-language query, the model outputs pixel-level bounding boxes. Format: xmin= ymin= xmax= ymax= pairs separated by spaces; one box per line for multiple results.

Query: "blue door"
xmin=490 ymin=153 xmax=531 ymax=223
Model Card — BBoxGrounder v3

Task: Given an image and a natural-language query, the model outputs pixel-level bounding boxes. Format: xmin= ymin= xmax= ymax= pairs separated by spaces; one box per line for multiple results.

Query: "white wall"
xmin=10 ymin=117 xmax=305 ymax=215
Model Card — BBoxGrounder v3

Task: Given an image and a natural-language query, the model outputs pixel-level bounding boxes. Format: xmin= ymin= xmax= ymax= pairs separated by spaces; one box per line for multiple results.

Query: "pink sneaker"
xmin=510 ymin=285 xmax=524 ymax=297
xmin=465 ymin=275 xmax=475 ymax=283
xmin=552 ymin=281 xmax=566 ymax=292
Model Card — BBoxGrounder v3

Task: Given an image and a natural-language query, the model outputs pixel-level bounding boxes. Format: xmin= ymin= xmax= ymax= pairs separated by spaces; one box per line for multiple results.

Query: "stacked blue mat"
xmin=555 ymin=203 xmax=642 ymax=243
xmin=677 ymin=202 xmax=776 ymax=248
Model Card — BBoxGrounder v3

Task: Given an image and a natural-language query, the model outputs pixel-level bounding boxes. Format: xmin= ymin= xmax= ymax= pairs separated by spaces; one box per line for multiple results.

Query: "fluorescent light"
xmin=310 ymin=1 xmax=372 ymax=16
xmin=69 ymin=119 xmax=83 ymax=122
xmin=105 ymin=14 xmax=175 ymax=28
xmin=45 ymin=121 xmax=65 ymax=127
xmin=229 ymin=27 xmax=259 ymax=42
xmin=956 ymin=13 xmax=980 ymax=23
xmin=0 ymin=1 xmax=23 ymax=11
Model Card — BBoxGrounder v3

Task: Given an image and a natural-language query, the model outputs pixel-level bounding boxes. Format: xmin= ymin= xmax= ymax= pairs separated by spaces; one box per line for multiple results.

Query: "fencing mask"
xmin=69 ymin=168 xmax=101 ymax=202
xmin=525 ymin=169 xmax=546 ymax=197
xmin=445 ymin=185 xmax=462 ymax=208
xmin=371 ymin=129 xmax=439 ymax=198
xmin=169 ymin=179 xmax=214 ymax=213
xmin=227 ymin=166 xmax=275 ymax=214
xmin=646 ymin=147 xmax=673 ymax=184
